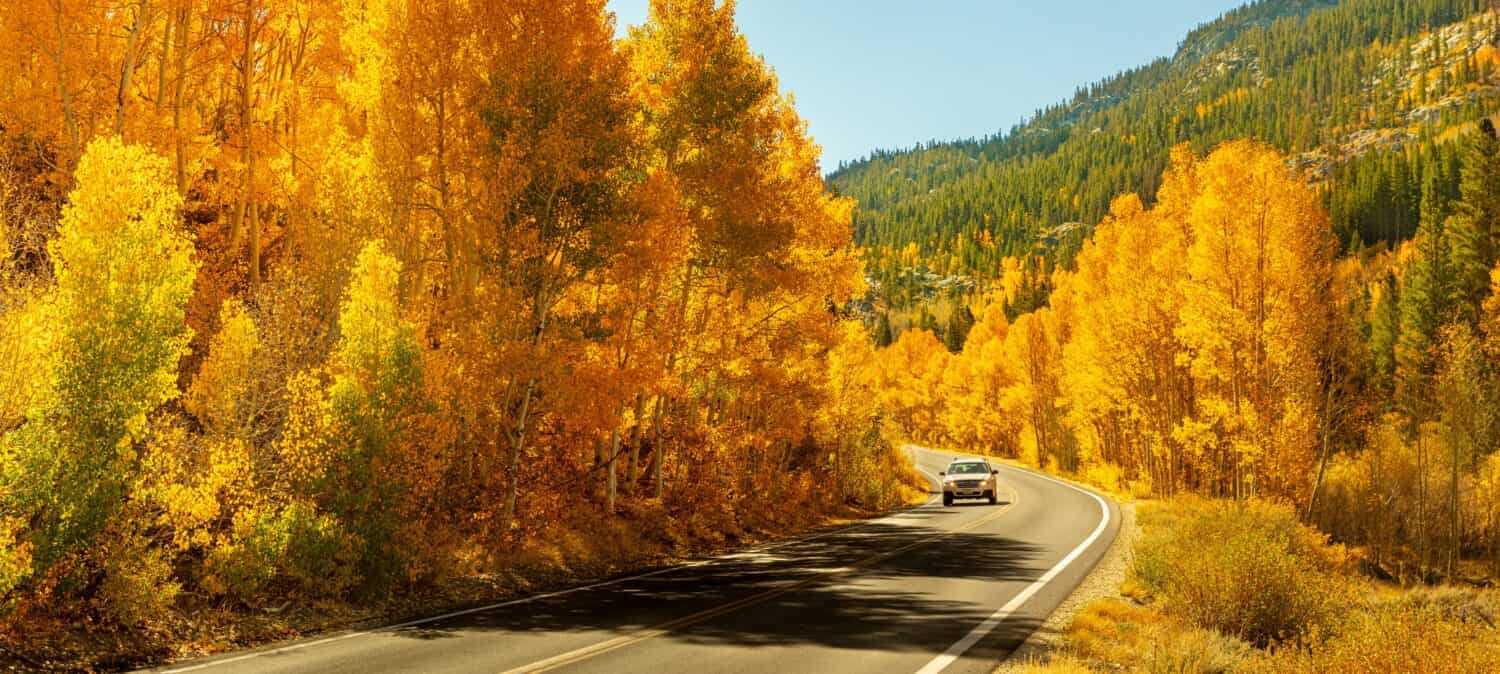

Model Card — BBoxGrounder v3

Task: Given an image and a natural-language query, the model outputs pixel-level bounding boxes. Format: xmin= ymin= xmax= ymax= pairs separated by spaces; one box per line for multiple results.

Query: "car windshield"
xmin=948 ymin=462 xmax=989 ymax=475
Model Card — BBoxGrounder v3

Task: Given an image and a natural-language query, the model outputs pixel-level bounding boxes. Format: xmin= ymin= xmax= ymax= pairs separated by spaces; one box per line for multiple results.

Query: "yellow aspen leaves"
xmin=20 ymin=136 xmax=197 ymax=568
xmin=186 ymin=299 xmax=262 ymax=441
xmin=874 ymin=141 xmax=1336 ymax=501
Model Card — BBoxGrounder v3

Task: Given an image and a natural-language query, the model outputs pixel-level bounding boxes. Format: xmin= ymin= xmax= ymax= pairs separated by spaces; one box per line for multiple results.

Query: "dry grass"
xmin=1026 ymin=498 xmax=1500 ymax=673
xmin=1008 ymin=654 xmax=1096 ymax=674
xmin=1252 ymin=589 xmax=1500 ymax=673
xmin=1043 ymin=598 xmax=1250 ymax=673
xmin=1132 ymin=499 xmax=1351 ymax=647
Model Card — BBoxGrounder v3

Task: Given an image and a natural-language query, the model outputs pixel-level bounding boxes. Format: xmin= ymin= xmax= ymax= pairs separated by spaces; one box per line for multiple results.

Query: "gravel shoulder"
xmin=995 ymin=500 xmax=1139 ymax=672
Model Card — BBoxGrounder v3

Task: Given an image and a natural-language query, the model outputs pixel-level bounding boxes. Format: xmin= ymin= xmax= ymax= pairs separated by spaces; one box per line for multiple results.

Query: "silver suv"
xmin=940 ymin=459 xmax=1000 ymax=506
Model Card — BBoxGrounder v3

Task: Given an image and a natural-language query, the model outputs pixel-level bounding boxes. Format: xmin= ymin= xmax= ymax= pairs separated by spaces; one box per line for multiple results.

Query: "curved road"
xmin=149 ymin=447 xmax=1119 ymax=674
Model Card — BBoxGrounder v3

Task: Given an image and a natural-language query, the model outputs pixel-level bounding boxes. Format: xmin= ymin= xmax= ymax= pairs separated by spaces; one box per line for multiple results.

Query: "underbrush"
xmin=1255 ymin=586 xmax=1500 ymax=673
xmin=1132 ymin=498 xmax=1351 ymax=647
xmin=1033 ymin=498 xmax=1500 ymax=673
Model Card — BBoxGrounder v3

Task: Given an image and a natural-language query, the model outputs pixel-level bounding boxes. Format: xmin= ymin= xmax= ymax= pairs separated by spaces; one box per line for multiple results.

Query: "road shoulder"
xmin=993 ymin=500 xmax=1139 ymax=672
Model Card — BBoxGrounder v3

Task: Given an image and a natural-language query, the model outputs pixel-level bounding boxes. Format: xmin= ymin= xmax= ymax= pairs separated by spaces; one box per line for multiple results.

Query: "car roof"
xmin=948 ymin=458 xmax=988 ymax=465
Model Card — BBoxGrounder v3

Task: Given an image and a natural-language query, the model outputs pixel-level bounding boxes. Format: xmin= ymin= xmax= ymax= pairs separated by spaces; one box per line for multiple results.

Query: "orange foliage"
xmin=0 ymin=0 xmax=908 ymax=633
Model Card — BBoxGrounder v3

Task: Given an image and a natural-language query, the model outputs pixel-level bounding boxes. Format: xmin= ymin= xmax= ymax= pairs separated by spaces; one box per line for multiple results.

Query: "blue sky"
xmin=608 ymin=0 xmax=1247 ymax=170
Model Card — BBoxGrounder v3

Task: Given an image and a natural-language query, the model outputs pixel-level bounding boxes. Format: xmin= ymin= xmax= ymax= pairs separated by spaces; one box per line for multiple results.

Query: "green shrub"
xmin=281 ymin=503 xmax=360 ymax=596
xmin=207 ymin=502 xmax=357 ymax=600
xmin=206 ymin=506 xmax=286 ymax=600
xmin=1133 ymin=499 xmax=1351 ymax=647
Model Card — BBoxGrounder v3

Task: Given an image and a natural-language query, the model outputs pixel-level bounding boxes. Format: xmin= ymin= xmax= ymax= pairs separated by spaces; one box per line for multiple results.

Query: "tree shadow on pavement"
xmin=389 ymin=519 xmax=1046 ymax=658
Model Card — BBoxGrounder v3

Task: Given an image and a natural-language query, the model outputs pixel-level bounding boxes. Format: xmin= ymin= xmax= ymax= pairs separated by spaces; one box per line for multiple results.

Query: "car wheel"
xmin=942 ymin=493 xmax=953 ymax=507
xmin=987 ymin=490 xmax=998 ymax=505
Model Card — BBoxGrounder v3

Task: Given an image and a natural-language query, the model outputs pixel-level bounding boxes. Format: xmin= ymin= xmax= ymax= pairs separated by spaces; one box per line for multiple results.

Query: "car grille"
xmin=956 ymin=480 xmax=981 ymax=489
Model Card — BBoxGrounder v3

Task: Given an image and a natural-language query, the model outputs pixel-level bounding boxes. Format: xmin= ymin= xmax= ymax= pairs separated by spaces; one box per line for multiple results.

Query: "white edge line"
xmin=914 ymin=451 xmax=1112 ymax=674
xmin=154 ymin=469 xmax=943 ymax=673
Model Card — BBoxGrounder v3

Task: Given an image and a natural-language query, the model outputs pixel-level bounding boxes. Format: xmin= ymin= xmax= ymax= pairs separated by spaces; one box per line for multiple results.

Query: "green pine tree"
xmin=1396 ymin=175 xmax=1452 ymax=416
xmin=919 ymin=305 xmax=938 ymax=334
xmin=943 ymin=306 xmax=973 ymax=353
xmin=1348 ymin=228 xmax=1366 ymax=257
xmin=1447 ymin=119 xmax=1500 ymax=321
xmin=1447 ymin=212 xmax=1487 ymax=323
xmin=874 ymin=311 xmax=894 ymax=348
xmin=1370 ymin=272 xmax=1401 ymax=384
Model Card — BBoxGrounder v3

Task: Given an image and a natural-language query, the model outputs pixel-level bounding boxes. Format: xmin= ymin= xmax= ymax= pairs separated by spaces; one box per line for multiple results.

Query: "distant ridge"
xmin=832 ymin=0 xmax=1495 ymax=278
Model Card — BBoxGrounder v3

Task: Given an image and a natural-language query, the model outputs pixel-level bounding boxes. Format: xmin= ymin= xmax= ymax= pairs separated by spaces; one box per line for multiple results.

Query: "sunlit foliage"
xmin=3 ymin=137 xmax=195 ymax=583
xmin=0 ymin=1 xmax=910 ymax=635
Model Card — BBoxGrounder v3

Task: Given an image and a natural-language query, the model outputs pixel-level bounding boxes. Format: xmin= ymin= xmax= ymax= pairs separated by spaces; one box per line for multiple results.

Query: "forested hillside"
xmin=833 ymin=0 xmax=1500 ymax=318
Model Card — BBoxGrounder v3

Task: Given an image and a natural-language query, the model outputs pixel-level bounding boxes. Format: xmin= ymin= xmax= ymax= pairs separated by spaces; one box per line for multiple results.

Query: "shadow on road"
xmin=387 ymin=518 xmax=1045 ymax=657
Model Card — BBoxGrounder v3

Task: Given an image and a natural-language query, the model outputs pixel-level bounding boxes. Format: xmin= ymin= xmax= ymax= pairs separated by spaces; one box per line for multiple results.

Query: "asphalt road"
xmin=149 ymin=447 xmax=1119 ymax=674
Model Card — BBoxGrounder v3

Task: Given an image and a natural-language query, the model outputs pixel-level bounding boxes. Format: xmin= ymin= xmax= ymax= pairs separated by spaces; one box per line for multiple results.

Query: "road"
xmin=149 ymin=447 xmax=1119 ymax=674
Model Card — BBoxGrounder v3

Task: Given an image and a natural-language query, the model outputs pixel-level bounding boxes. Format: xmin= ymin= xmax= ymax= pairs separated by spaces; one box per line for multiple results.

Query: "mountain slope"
xmin=831 ymin=0 xmax=1497 ymax=287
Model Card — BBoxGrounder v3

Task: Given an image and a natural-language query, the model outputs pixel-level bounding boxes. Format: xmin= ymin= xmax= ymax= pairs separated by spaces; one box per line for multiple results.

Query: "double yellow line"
xmin=498 ymin=485 xmax=1020 ymax=674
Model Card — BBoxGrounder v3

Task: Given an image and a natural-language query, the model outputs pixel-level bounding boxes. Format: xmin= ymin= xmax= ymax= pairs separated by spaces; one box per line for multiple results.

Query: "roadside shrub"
xmin=206 ymin=502 xmax=358 ymax=601
xmin=1142 ymin=623 xmax=1251 ymax=674
xmin=842 ymin=414 xmax=919 ymax=509
xmin=204 ymin=505 xmax=287 ymax=600
xmin=1127 ymin=475 xmax=1155 ymax=501
xmin=1080 ymin=461 xmax=1125 ymax=496
xmin=1385 ymin=585 xmax=1500 ymax=624
xmin=96 ymin=521 xmax=179 ymax=627
xmin=1011 ymin=655 xmax=1094 ymax=673
xmin=1133 ymin=498 xmax=1351 ymax=647
xmin=138 ymin=420 xmax=259 ymax=555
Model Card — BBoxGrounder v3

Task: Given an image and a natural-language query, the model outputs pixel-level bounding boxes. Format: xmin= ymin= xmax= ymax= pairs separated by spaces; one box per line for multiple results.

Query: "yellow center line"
xmin=497 ymin=482 xmax=1021 ymax=674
